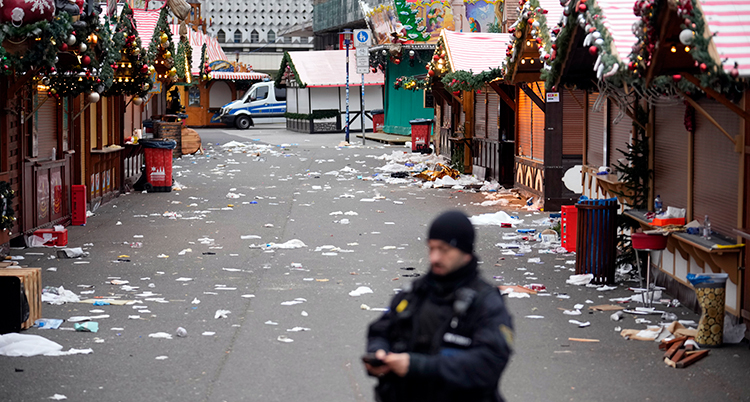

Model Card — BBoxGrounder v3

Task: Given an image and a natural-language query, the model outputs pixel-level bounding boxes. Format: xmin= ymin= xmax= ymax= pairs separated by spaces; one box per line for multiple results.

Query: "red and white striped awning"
xmin=210 ymin=71 xmax=270 ymax=80
xmin=596 ymin=0 xmax=640 ymax=62
xmin=701 ymin=0 xmax=750 ymax=77
xmin=133 ymin=9 xmax=161 ymax=48
xmin=442 ymin=30 xmax=512 ymax=73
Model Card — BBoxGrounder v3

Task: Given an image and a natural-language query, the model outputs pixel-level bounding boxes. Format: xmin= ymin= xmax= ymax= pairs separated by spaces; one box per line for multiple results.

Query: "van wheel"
xmin=235 ymin=116 xmax=252 ymax=130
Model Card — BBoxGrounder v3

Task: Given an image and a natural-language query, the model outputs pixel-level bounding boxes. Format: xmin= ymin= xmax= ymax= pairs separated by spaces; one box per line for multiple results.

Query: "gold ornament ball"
xmin=160 ymin=33 xmax=169 ymax=44
xmin=132 ymin=96 xmax=143 ymax=106
xmin=148 ymin=65 xmax=156 ymax=74
xmin=163 ymin=50 xmax=172 ymax=59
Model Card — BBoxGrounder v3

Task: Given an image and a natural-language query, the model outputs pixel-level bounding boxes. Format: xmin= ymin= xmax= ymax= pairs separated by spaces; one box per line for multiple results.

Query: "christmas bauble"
xmin=79 ymin=43 xmax=87 ymax=52
xmin=589 ymin=46 xmax=598 ymax=55
xmin=168 ymin=67 xmax=177 ymax=76
xmin=60 ymin=43 xmax=68 ymax=52
xmin=148 ymin=65 xmax=156 ymax=74
xmin=578 ymin=3 xmax=587 ymax=12
xmin=672 ymin=74 xmax=682 ymax=82
xmin=679 ymin=29 xmax=694 ymax=45
xmin=132 ymin=96 xmax=143 ymax=106
xmin=81 ymin=55 xmax=91 ymax=66
xmin=160 ymin=33 xmax=169 ymax=44
xmin=67 ymin=35 xmax=77 ymax=46
xmin=163 ymin=50 xmax=171 ymax=59
xmin=0 ymin=0 xmax=54 ymax=25
xmin=88 ymin=92 xmax=100 ymax=103
xmin=730 ymin=67 xmax=739 ymax=79
xmin=699 ymin=63 xmax=707 ymax=72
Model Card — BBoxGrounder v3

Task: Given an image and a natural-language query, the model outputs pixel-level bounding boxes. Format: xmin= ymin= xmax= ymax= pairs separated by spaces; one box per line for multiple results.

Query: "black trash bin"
xmin=575 ymin=198 xmax=618 ymax=284
xmin=137 ymin=139 xmax=177 ymax=193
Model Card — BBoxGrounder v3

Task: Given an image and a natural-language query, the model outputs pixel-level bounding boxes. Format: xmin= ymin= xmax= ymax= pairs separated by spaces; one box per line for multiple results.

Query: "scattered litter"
xmin=191 ymin=298 xmax=200 ymax=304
xmin=175 ymin=327 xmax=188 ymax=338
xmin=469 ymin=211 xmax=523 ymax=226
xmin=214 ymin=310 xmax=231 ymax=319
xmin=178 ymin=248 xmax=192 ymax=255
xmin=589 ymin=304 xmax=625 ymax=311
xmin=277 ymin=335 xmax=293 ymax=343
xmin=265 ymin=321 xmax=279 ymax=325
xmin=74 ymin=322 xmax=99 ymax=333
xmin=202 ymin=332 xmax=216 ymax=336
xmin=349 ymin=286 xmax=373 ymax=297
xmin=49 ymin=395 xmax=67 ymax=400
xmin=56 ymin=248 xmax=88 ymax=258
xmin=287 ymin=327 xmax=311 ymax=332
xmin=569 ymin=320 xmax=591 ymax=328
xmin=620 ymin=327 xmax=662 ymax=341
xmin=301 ymin=311 xmax=309 ymax=317
xmin=241 ymin=235 xmax=262 ymax=240
xmin=281 ymin=298 xmax=306 ymax=306
xmin=41 ymin=286 xmax=80 ymax=305
xmin=568 ymin=338 xmax=599 ymax=343
xmin=566 ymin=274 xmax=594 ymax=286
xmin=155 ymin=356 xmax=169 ymax=360
xmin=241 ymin=294 xmax=255 ymax=298
xmin=176 ymin=277 xmax=194 ymax=282
xmin=610 ymin=311 xmax=625 ymax=321
xmin=34 ymin=319 xmax=64 ymax=329
xmin=525 ymin=315 xmax=545 ymax=319
xmin=148 ymin=332 xmax=173 ymax=340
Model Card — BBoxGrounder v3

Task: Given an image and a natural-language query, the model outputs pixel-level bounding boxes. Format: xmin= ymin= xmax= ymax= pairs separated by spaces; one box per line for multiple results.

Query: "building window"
xmin=284 ymin=36 xmax=292 ymax=44
xmin=217 ymin=30 xmax=226 ymax=43
xmin=250 ymin=29 xmax=259 ymax=43
xmin=267 ymin=30 xmax=275 ymax=43
xmin=234 ymin=30 xmax=242 ymax=43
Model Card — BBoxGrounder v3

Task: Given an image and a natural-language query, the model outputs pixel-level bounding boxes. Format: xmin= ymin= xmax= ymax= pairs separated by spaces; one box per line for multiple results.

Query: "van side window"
xmin=275 ymin=87 xmax=287 ymax=101
xmin=255 ymin=86 xmax=269 ymax=100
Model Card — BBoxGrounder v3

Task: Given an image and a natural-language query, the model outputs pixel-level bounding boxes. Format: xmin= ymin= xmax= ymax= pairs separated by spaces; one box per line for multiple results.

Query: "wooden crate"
xmin=0 ymin=268 xmax=42 ymax=329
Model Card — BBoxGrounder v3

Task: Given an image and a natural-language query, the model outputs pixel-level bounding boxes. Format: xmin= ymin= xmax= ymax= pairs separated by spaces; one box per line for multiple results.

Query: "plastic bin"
xmin=154 ymin=122 xmax=182 ymax=158
xmin=575 ymin=198 xmax=618 ymax=284
xmin=372 ymin=109 xmax=384 ymax=133
xmin=140 ymin=139 xmax=176 ymax=192
xmin=687 ymin=273 xmax=728 ymax=347
xmin=561 ymin=205 xmax=578 ymax=253
xmin=409 ymin=118 xmax=433 ymax=153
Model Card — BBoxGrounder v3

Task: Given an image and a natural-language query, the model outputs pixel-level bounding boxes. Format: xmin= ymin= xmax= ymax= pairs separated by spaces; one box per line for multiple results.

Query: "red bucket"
xmin=631 ymin=233 xmax=668 ymax=250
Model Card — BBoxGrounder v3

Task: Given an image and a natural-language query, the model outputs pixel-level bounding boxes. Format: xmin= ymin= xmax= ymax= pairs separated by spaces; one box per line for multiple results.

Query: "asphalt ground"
xmin=1 ymin=124 xmax=749 ymax=402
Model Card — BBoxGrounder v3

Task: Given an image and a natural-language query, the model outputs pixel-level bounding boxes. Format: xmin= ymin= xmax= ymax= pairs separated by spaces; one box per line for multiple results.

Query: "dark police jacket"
xmin=367 ymin=257 xmax=514 ymax=402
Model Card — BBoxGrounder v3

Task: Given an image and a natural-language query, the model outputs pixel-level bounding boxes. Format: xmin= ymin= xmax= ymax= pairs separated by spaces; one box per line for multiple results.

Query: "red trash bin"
xmin=409 ymin=119 xmax=433 ymax=153
xmin=372 ymin=109 xmax=384 ymax=133
xmin=140 ymin=139 xmax=176 ymax=192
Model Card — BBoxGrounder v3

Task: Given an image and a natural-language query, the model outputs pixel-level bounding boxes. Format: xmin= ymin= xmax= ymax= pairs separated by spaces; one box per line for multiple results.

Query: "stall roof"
xmin=442 ymin=30 xmax=513 ymax=73
xmin=286 ymin=50 xmax=385 ymax=87
xmin=133 ymin=9 xmax=161 ymax=48
xmin=211 ymin=71 xmax=270 ymax=80
xmin=701 ymin=0 xmax=750 ymax=77
xmin=596 ymin=0 xmax=640 ymax=62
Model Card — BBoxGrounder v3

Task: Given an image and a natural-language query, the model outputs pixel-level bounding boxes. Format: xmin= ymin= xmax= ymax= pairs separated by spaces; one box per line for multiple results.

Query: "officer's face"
xmin=428 ymin=239 xmax=471 ymax=276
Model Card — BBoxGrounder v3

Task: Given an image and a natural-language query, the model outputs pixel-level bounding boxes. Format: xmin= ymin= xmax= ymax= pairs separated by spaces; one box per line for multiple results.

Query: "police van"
xmin=219 ymin=81 xmax=286 ymax=129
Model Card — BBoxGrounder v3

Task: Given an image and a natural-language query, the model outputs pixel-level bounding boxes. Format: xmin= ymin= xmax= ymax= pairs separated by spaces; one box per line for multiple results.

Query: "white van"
xmin=219 ymin=81 xmax=286 ymax=129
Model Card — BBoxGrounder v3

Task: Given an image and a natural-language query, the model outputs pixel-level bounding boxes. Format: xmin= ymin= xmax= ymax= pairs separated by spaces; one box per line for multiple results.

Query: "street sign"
xmin=354 ymin=29 xmax=371 ymax=47
xmin=356 ymin=56 xmax=370 ymax=67
xmin=355 ymin=47 xmax=369 ymax=57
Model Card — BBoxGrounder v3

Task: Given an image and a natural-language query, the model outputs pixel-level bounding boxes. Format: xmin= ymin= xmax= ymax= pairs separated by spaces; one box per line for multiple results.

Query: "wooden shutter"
xmin=35 ymin=93 xmax=58 ymax=159
xmin=443 ymin=99 xmax=452 ymax=128
xmin=474 ymin=90 xmax=486 ymax=139
xmin=518 ymin=89 xmax=532 ymax=158
xmin=531 ymin=83 xmax=545 ymax=161
xmin=562 ymin=89 xmax=585 ymax=156
xmin=692 ymin=99 xmax=740 ymax=236
xmin=654 ymin=102 xmax=689 ymax=211
xmin=609 ymin=106 xmax=632 ymax=168
xmin=487 ymin=89 xmax=500 ymax=141
xmin=587 ymin=92 xmax=604 ymax=167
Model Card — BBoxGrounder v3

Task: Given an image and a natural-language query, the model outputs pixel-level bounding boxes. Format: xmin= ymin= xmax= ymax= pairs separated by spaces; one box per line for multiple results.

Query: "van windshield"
xmin=244 ymin=85 xmax=269 ymax=102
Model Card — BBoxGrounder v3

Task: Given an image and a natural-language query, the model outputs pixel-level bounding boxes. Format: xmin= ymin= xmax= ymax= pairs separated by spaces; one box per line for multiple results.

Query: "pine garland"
xmin=0 ymin=181 xmax=15 ymax=232
xmin=629 ymin=0 xmax=745 ymax=95
xmin=276 ymin=51 xmax=305 ymax=88
xmin=443 ymin=68 xmax=504 ymax=92
xmin=198 ymin=43 xmax=211 ymax=81
xmin=542 ymin=0 xmax=624 ymax=90
xmin=106 ymin=3 xmax=153 ymax=98
xmin=504 ymin=0 xmax=555 ymax=79
xmin=175 ymin=37 xmax=191 ymax=80
xmin=0 ymin=15 xmax=73 ymax=75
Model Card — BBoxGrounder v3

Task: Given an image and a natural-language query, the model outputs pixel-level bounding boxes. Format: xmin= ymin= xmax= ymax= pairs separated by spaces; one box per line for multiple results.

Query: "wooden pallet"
xmin=0 ymin=268 xmax=42 ymax=329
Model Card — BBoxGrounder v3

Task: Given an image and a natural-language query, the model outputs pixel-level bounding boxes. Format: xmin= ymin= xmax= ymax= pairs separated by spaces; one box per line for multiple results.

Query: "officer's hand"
xmin=384 ymin=352 xmax=410 ymax=377
xmin=365 ymin=349 xmax=391 ymax=377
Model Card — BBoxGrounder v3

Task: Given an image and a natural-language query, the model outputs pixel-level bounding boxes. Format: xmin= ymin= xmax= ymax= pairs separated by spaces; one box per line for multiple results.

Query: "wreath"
xmin=0 ymin=181 xmax=15 ymax=232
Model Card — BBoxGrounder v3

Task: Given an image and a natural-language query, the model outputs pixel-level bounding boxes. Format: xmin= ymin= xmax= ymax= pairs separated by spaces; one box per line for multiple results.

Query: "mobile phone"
xmin=362 ymin=353 xmax=385 ymax=367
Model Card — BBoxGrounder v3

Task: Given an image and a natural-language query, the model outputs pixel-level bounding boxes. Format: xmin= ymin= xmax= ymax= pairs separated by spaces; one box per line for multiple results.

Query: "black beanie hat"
xmin=428 ymin=210 xmax=475 ymax=254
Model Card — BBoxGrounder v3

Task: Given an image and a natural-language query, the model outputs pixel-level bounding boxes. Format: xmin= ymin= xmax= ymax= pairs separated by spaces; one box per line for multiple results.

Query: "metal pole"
xmin=361 ymin=73 xmax=366 ymax=145
xmin=345 ymin=40 xmax=350 ymax=143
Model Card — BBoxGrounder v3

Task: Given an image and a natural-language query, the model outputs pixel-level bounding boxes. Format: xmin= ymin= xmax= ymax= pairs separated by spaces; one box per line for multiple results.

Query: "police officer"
xmin=364 ymin=210 xmax=513 ymax=402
